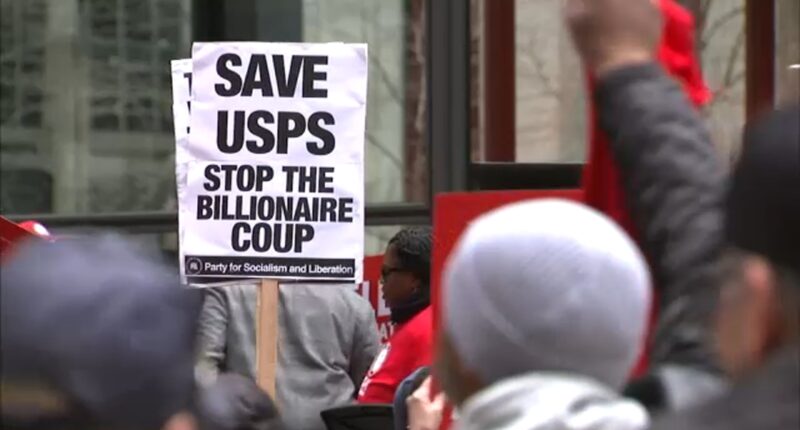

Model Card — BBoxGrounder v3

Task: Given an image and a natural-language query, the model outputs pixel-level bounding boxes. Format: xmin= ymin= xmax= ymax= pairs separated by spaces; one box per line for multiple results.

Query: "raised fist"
xmin=564 ymin=0 xmax=662 ymax=76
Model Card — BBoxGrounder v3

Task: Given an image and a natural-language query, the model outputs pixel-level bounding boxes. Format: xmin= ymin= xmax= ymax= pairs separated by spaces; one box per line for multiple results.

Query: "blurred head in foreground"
xmin=716 ymin=103 xmax=800 ymax=377
xmin=196 ymin=373 xmax=282 ymax=430
xmin=436 ymin=199 xmax=651 ymax=405
xmin=0 ymin=235 xmax=201 ymax=430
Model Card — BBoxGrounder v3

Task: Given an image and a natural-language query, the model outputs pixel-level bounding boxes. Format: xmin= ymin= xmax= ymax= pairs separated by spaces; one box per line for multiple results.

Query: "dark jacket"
xmin=595 ymin=63 xmax=726 ymax=410
xmin=595 ymin=63 xmax=799 ymax=428
xmin=393 ymin=366 xmax=430 ymax=430
xmin=650 ymin=346 xmax=799 ymax=430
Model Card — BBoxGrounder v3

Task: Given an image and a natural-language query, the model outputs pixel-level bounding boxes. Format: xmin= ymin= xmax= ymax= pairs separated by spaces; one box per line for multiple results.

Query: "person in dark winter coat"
xmin=565 ymin=0 xmax=799 ymax=429
xmin=566 ymin=0 xmax=729 ymax=413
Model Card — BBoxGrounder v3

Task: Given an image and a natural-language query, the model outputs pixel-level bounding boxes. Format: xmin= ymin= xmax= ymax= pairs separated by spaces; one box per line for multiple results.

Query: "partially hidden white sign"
xmin=171 ymin=58 xmax=192 ymax=283
xmin=182 ymin=42 xmax=367 ymax=281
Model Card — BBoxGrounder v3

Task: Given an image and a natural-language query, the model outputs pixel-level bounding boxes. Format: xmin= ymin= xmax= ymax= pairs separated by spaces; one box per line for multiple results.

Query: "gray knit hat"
xmin=443 ymin=199 xmax=651 ymax=389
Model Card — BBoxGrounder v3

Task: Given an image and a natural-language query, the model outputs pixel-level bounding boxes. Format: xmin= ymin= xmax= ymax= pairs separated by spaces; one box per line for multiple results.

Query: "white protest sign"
xmin=182 ymin=42 xmax=367 ymax=282
xmin=171 ymin=59 xmax=192 ymax=282
xmin=171 ymin=59 xmax=192 ymax=165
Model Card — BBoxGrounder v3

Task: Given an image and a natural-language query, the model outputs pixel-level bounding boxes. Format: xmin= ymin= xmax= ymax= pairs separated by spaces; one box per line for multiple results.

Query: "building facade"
xmin=1 ymin=0 xmax=796 ymax=258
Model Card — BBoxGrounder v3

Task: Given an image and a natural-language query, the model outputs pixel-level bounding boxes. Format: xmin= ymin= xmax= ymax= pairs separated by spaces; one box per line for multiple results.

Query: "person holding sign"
xmin=181 ymin=40 xmax=373 ymax=430
xmin=195 ymin=281 xmax=380 ymax=430
xmin=358 ymin=227 xmax=435 ymax=404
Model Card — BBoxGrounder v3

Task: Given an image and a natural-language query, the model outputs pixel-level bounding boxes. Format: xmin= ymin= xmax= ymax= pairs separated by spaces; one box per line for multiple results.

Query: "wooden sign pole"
xmin=256 ymin=279 xmax=280 ymax=400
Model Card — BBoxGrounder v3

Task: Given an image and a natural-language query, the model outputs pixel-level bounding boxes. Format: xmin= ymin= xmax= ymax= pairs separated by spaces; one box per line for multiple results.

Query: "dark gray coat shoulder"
xmin=595 ymin=63 xmax=725 ymax=375
xmin=650 ymin=346 xmax=799 ymax=430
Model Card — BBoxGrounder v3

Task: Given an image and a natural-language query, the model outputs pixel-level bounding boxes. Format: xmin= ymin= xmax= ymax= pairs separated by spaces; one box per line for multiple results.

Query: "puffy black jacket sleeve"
xmin=594 ymin=64 xmax=725 ymax=374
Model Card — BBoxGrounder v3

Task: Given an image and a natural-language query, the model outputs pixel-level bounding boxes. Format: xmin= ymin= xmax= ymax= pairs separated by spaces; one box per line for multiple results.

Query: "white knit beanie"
xmin=443 ymin=199 xmax=651 ymax=390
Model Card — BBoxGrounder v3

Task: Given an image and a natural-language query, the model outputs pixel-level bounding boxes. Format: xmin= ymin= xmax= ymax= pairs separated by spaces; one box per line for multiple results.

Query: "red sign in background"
xmin=0 ymin=216 xmax=42 ymax=262
xmin=431 ymin=189 xmax=585 ymax=332
xmin=356 ymin=254 xmax=394 ymax=343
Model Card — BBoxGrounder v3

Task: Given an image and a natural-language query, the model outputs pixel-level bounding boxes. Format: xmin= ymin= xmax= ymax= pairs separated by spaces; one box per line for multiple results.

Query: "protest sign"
xmin=0 ymin=217 xmax=45 ymax=262
xmin=181 ymin=42 xmax=367 ymax=281
xmin=171 ymin=59 xmax=192 ymax=281
xmin=171 ymin=59 xmax=192 ymax=164
xmin=357 ymin=254 xmax=393 ymax=343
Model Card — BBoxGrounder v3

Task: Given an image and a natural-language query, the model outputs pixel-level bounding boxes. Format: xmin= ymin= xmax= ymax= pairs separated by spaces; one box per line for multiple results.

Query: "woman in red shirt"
xmin=358 ymin=227 xmax=434 ymax=403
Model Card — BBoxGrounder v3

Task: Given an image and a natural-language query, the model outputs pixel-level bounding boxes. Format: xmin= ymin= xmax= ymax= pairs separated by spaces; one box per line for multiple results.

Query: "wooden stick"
xmin=256 ymin=279 xmax=280 ymax=400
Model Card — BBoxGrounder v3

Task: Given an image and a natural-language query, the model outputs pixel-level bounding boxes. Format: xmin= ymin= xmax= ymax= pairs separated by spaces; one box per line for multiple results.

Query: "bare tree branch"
xmin=370 ymin=55 xmax=404 ymax=104
xmin=517 ymin=32 xmax=559 ymax=99
xmin=722 ymin=27 xmax=745 ymax=89
xmin=366 ymin=131 xmax=403 ymax=170
xmin=706 ymin=24 xmax=744 ymax=109
xmin=712 ymin=71 xmax=745 ymax=101
xmin=700 ymin=6 xmax=744 ymax=51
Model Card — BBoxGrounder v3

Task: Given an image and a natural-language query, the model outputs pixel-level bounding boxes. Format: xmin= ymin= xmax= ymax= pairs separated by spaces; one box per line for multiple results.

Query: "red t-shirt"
xmin=357 ymin=306 xmax=434 ymax=403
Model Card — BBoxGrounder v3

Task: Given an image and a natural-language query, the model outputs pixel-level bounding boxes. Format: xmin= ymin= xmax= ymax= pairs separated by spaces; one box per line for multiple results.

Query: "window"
xmin=366 ymin=225 xmax=403 ymax=256
xmin=470 ymin=0 xmax=588 ymax=163
xmin=513 ymin=0 xmax=587 ymax=163
xmin=691 ymin=0 xmax=747 ymax=160
xmin=297 ymin=0 xmax=428 ymax=204
xmin=776 ymin=0 xmax=799 ymax=105
xmin=0 ymin=0 xmax=428 ymax=216
xmin=471 ymin=0 xmax=751 ymax=165
xmin=1 ymin=0 xmax=193 ymax=215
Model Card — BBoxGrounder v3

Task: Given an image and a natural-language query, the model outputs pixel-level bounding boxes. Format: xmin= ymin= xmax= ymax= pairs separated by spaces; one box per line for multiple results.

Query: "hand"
xmin=564 ymin=0 xmax=662 ymax=77
xmin=406 ymin=376 xmax=447 ymax=430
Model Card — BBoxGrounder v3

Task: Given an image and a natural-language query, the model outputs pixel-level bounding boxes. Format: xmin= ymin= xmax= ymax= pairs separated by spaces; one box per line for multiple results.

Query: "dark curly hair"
xmin=388 ymin=226 xmax=433 ymax=290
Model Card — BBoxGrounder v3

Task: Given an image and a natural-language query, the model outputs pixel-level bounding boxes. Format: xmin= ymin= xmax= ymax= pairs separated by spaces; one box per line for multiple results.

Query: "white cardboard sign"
xmin=177 ymin=42 xmax=367 ymax=282
xmin=171 ymin=59 xmax=192 ymax=282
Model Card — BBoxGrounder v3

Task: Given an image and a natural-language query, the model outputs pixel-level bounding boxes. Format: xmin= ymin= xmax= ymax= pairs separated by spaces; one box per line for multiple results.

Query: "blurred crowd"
xmin=1 ymin=0 xmax=798 ymax=429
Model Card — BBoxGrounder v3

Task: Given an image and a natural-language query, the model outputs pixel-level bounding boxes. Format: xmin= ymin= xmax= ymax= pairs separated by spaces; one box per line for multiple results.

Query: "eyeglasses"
xmin=380 ymin=266 xmax=406 ymax=282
